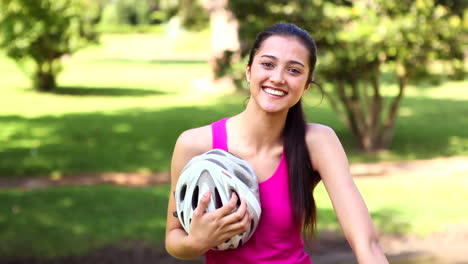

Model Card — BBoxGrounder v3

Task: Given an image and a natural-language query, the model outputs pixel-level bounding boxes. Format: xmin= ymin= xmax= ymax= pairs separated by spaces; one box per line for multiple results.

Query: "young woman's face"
xmin=246 ymin=35 xmax=310 ymax=114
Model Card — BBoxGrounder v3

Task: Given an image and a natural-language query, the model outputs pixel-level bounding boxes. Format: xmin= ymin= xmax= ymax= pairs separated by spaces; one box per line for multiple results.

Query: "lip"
xmin=262 ymin=86 xmax=288 ymax=97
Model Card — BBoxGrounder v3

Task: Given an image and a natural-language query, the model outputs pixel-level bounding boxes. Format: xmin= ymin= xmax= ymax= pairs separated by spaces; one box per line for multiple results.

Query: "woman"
xmin=165 ymin=23 xmax=389 ymax=263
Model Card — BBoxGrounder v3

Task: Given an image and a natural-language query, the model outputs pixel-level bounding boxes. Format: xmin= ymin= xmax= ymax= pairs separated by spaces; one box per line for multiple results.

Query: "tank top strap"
xmin=211 ymin=117 xmax=230 ymax=151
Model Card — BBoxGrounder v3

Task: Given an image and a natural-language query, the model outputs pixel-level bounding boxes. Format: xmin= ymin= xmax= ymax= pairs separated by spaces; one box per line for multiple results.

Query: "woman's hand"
xmin=187 ymin=190 xmax=252 ymax=252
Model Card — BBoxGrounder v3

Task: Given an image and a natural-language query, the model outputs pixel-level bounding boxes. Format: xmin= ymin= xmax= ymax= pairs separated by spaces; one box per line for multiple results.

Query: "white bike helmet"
xmin=174 ymin=149 xmax=261 ymax=250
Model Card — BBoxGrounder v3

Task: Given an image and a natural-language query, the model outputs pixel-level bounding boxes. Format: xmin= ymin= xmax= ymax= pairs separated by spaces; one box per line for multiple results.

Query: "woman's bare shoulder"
xmin=170 ymin=125 xmax=213 ymax=184
xmin=305 ymin=123 xmax=338 ymax=142
xmin=175 ymin=125 xmax=212 ymax=156
xmin=305 ymin=123 xmax=346 ymax=169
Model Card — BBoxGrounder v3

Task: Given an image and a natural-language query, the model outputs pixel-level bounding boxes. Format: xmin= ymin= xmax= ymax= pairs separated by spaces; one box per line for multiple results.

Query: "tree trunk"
xmin=200 ymin=0 xmax=240 ymax=92
xmin=32 ymin=57 xmax=58 ymax=92
xmin=336 ymin=80 xmax=365 ymax=150
xmin=378 ymin=73 xmax=406 ymax=149
xmin=333 ymin=65 xmax=395 ymax=154
xmin=34 ymin=66 xmax=56 ymax=92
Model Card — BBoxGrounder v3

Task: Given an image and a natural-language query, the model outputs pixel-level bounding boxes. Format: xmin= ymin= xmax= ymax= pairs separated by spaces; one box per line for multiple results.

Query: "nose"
xmin=269 ymin=68 xmax=285 ymax=84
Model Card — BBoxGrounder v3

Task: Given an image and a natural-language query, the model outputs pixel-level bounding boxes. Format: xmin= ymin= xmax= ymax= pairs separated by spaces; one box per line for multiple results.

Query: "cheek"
xmin=293 ymin=79 xmax=309 ymax=92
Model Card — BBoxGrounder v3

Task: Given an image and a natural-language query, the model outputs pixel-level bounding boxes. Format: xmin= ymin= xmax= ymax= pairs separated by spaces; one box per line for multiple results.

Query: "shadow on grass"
xmin=0 ymin=99 xmax=244 ymax=177
xmin=0 ymin=94 xmax=467 ymax=177
xmin=0 ymin=185 xmax=408 ymax=262
xmin=0 ymin=185 xmax=170 ymax=259
xmin=52 ymin=86 xmax=167 ymax=97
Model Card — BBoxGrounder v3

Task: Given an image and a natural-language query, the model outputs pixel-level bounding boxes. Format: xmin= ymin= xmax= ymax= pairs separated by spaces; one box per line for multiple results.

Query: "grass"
xmin=1 ymin=48 xmax=467 ymax=176
xmin=2 ymin=171 xmax=467 ymax=259
xmin=315 ymin=170 xmax=468 ymax=236
xmin=0 ymin=185 xmax=169 ymax=259
xmin=0 ymin=31 xmax=467 ymax=259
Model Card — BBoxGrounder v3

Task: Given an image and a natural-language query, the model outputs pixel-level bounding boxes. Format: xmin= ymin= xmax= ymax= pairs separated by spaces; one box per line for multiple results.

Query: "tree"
xmin=0 ymin=0 xmax=96 ymax=91
xmin=161 ymin=0 xmax=239 ymax=91
xmin=316 ymin=0 xmax=465 ymax=152
xmin=99 ymin=0 xmax=159 ymax=26
xmin=228 ymin=0 xmax=466 ymax=153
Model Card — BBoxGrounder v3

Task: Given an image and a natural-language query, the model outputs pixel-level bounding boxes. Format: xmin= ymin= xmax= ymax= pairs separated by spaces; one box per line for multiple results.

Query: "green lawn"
xmin=2 ymin=171 xmax=467 ymax=259
xmin=1 ymin=41 xmax=467 ymax=177
xmin=0 ymin=185 xmax=169 ymax=259
xmin=315 ymin=171 xmax=468 ymax=236
xmin=0 ymin=31 xmax=467 ymax=260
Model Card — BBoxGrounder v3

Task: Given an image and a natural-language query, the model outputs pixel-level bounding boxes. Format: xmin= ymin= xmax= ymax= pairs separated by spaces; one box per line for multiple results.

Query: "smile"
xmin=263 ymin=87 xmax=286 ymax=97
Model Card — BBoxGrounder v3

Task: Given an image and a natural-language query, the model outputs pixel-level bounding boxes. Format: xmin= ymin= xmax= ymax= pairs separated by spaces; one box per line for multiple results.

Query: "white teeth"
xmin=264 ymin=88 xmax=285 ymax=96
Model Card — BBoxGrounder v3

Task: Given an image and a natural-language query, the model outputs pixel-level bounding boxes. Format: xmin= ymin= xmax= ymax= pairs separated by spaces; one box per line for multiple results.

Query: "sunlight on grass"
xmin=1 ymin=41 xmax=467 ymax=176
xmin=315 ymin=172 xmax=468 ymax=236
xmin=76 ymin=30 xmax=211 ymax=61
xmin=0 ymin=185 xmax=169 ymax=259
xmin=0 ymin=32 xmax=467 ymax=261
xmin=0 ymin=30 xmax=214 ymax=118
xmin=448 ymin=136 xmax=468 ymax=154
xmin=1 ymin=176 xmax=467 ymax=259
xmin=405 ymin=80 xmax=468 ymax=100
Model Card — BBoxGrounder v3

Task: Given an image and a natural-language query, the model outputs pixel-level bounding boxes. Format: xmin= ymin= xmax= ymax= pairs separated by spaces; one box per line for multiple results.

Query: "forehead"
xmin=255 ymin=35 xmax=309 ymax=65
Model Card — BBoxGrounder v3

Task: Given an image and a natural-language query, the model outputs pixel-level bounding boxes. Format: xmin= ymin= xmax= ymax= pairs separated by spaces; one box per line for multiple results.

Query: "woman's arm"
xmin=165 ymin=127 xmax=252 ymax=259
xmin=306 ymin=124 xmax=389 ymax=264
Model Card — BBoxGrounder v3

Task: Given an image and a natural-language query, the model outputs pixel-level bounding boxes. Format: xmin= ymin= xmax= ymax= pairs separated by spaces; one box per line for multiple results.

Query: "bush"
xmin=0 ymin=0 xmax=97 ymax=91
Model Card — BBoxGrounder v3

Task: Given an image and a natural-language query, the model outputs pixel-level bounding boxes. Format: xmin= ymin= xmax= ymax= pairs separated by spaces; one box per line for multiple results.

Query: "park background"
xmin=0 ymin=0 xmax=467 ymax=263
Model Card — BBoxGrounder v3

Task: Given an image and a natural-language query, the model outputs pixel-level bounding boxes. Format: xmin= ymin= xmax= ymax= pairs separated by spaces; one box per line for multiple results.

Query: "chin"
xmin=259 ymin=105 xmax=287 ymax=114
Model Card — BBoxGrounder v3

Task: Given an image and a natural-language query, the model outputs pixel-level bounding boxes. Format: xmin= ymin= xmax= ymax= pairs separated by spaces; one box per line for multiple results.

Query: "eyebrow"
xmin=260 ymin=54 xmax=305 ymax=68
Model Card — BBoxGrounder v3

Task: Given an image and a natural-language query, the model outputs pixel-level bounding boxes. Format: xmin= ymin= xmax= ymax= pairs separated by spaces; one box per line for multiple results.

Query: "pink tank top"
xmin=206 ymin=118 xmax=312 ymax=264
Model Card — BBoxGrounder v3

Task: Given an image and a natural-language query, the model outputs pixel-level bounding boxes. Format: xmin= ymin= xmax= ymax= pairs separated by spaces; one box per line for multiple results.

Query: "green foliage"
xmin=158 ymin=0 xmax=209 ymax=31
xmin=228 ymin=0 xmax=467 ymax=152
xmin=0 ymin=0 xmax=97 ymax=91
xmin=177 ymin=0 xmax=209 ymax=31
xmin=99 ymin=0 xmax=159 ymax=26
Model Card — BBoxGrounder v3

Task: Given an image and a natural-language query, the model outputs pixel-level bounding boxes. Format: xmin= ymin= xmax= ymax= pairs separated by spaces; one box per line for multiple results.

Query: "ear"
xmin=304 ymin=78 xmax=313 ymax=92
xmin=245 ymin=65 xmax=251 ymax=83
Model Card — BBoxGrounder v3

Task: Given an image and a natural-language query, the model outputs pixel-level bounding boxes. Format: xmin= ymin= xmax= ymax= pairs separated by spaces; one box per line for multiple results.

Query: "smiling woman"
xmin=165 ymin=23 xmax=389 ymax=264
xmin=246 ymin=35 xmax=311 ymax=113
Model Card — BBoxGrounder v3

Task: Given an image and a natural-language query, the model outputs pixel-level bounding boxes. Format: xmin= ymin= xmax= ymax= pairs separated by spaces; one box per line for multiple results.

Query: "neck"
xmin=230 ymin=99 xmax=288 ymax=152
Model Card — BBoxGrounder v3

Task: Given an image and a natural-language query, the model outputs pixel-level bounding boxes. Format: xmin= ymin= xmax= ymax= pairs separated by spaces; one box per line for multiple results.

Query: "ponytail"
xmin=284 ymin=100 xmax=321 ymax=234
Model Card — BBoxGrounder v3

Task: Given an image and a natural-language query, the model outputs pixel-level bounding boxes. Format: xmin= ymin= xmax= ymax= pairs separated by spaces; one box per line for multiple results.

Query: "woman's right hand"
xmin=187 ymin=190 xmax=252 ymax=252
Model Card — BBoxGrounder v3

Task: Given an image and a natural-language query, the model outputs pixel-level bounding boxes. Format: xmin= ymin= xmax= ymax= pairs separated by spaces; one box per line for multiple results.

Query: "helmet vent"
xmin=206 ymin=158 xmax=228 ymax=170
xmin=210 ymin=149 xmax=225 ymax=156
xmin=233 ymin=169 xmax=252 ymax=188
xmin=214 ymin=187 xmax=223 ymax=209
xmin=180 ymin=184 xmax=187 ymax=201
xmin=227 ymin=151 xmax=241 ymax=159
xmin=192 ymin=185 xmax=199 ymax=210
xmin=238 ymin=163 xmax=251 ymax=173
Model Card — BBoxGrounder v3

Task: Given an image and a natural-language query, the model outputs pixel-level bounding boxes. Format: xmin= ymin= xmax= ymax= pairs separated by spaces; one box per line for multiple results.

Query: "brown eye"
xmin=261 ymin=62 xmax=274 ymax=68
xmin=288 ymin=68 xmax=301 ymax=74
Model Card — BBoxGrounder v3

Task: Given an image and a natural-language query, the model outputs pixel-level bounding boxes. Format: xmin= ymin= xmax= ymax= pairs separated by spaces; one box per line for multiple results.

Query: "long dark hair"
xmin=247 ymin=23 xmax=322 ymax=234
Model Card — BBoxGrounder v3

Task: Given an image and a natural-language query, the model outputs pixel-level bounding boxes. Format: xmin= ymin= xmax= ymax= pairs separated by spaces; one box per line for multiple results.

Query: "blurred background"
xmin=0 ymin=0 xmax=467 ymax=263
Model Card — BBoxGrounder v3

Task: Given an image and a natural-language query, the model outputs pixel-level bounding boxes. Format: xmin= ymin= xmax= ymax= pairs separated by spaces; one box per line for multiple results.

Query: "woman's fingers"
xmin=224 ymin=209 xmax=252 ymax=236
xmin=214 ymin=192 xmax=239 ymax=216
xmin=221 ymin=197 xmax=248 ymax=225
xmin=193 ymin=190 xmax=211 ymax=217
xmin=188 ymin=191 xmax=252 ymax=248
